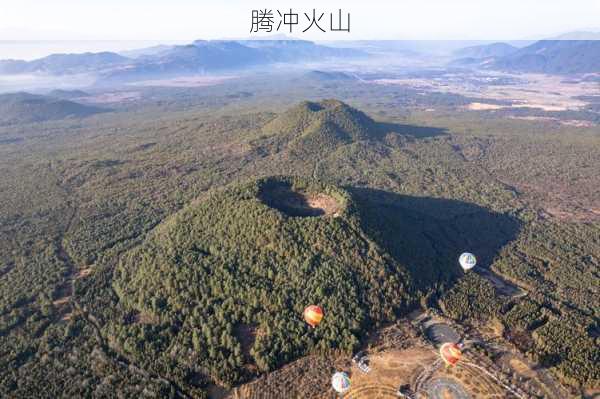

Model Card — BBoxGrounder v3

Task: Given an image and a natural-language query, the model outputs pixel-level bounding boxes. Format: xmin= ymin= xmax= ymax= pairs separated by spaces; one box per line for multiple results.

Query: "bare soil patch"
xmin=52 ymin=282 xmax=72 ymax=307
xmin=468 ymin=102 xmax=504 ymax=111
xmin=81 ymin=91 xmax=141 ymax=104
xmin=132 ymin=311 xmax=159 ymax=325
xmin=232 ymin=318 xmax=564 ymax=399
xmin=346 ymin=346 xmax=515 ymax=398
xmin=305 ymin=193 xmax=342 ymax=216
xmin=508 ymin=115 xmax=596 ymax=127
xmin=52 ymin=297 xmax=70 ymax=306
xmin=508 ymin=357 xmax=536 ymax=378
xmin=129 ymin=75 xmax=236 ymax=88
xmin=347 ymin=347 xmax=436 ymax=398
xmin=374 ymin=72 xmax=597 ymax=111
xmin=231 ymin=354 xmax=347 ymax=399
xmin=75 ymin=268 xmax=92 ymax=279
xmin=560 ymin=120 xmax=596 ymax=128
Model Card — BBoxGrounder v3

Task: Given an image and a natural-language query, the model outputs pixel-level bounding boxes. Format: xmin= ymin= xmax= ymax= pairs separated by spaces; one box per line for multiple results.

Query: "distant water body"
xmin=0 ymin=40 xmax=186 ymax=61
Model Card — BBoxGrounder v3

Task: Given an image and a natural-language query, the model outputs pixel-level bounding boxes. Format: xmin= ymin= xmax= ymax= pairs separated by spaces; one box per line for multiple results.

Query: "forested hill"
xmin=110 ymin=176 xmax=516 ymax=389
xmin=112 ymin=176 xmax=418 ymax=387
xmin=258 ymin=99 xmax=394 ymax=156
xmin=0 ymin=92 xmax=105 ymax=125
xmin=262 ymin=99 xmax=379 ymax=140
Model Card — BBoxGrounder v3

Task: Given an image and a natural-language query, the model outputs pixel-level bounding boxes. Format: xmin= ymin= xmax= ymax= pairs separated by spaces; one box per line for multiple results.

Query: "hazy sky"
xmin=1 ymin=0 xmax=599 ymax=41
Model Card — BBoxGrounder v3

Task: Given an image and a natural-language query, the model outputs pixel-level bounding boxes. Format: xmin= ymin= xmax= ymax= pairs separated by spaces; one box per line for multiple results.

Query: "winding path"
xmin=49 ymin=163 xmax=192 ymax=398
xmin=424 ymin=377 xmax=471 ymax=399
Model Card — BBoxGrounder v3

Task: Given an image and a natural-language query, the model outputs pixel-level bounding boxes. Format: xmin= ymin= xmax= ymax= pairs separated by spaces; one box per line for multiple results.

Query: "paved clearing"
xmin=426 ymin=323 xmax=461 ymax=345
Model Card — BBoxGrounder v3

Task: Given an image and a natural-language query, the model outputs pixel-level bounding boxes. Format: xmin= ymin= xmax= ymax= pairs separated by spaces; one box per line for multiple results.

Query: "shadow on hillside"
xmin=258 ymin=180 xmax=342 ymax=217
xmin=348 ymin=187 xmax=521 ymax=290
xmin=377 ymin=122 xmax=448 ymax=139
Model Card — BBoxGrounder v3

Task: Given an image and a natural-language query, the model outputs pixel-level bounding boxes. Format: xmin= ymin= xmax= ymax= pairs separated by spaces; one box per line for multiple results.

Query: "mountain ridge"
xmin=0 ymin=92 xmax=106 ymax=125
xmin=0 ymin=51 xmax=129 ymax=75
xmin=0 ymin=40 xmax=364 ymax=81
xmin=453 ymin=42 xmax=518 ymax=59
xmin=491 ymin=40 xmax=600 ymax=74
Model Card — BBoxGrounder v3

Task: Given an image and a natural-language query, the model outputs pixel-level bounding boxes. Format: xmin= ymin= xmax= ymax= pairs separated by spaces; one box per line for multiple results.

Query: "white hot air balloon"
xmin=459 ymin=252 xmax=477 ymax=271
xmin=331 ymin=371 xmax=351 ymax=394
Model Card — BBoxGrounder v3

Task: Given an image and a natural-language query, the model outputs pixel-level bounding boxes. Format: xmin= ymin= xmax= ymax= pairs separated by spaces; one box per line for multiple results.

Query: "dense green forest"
xmin=109 ymin=175 xmax=524 ymax=389
xmin=112 ymin=177 xmax=414 ymax=387
xmin=0 ymin=77 xmax=598 ymax=397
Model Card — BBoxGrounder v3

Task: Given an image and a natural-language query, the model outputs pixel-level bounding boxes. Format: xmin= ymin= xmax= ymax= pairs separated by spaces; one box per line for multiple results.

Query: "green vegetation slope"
xmin=111 ymin=176 xmax=497 ymax=389
xmin=111 ymin=177 xmax=415 ymax=387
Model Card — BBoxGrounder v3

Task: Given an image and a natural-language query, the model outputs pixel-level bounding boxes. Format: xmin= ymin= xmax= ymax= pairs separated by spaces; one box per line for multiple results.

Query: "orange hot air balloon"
xmin=303 ymin=305 xmax=324 ymax=328
xmin=440 ymin=342 xmax=462 ymax=366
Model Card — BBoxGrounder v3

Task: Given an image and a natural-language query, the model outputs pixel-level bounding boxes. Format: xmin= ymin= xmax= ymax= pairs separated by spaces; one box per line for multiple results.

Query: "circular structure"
xmin=303 ymin=305 xmax=324 ymax=328
xmin=331 ymin=371 xmax=351 ymax=394
xmin=344 ymin=383 xmax=397 ymax=398
xmin=258 ymin=181 xmax=344 ymax=217
xmin=440 ymin=342 xmax=462 ymax=366
xmin=341 ymin=343 xmax=516 ymax=399
xmin=426 ymin=323 xmax=461 ymax=345
xmin=424 ymin=378 xmax=471 ymax=399
xmin=459 ymin=252 xmax=477 ymax=271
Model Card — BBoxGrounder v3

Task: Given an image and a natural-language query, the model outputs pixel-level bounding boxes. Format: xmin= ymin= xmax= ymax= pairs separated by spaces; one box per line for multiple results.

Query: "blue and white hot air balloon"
xmin=459 ymin=252 xmax=477 ymax=271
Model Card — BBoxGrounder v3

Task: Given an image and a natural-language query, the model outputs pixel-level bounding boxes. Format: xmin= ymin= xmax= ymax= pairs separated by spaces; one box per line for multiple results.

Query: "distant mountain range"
xmin=453 ymin=40 xmax=600 ymax=74
xmin=0 ymin=92 xmax=105 ymax=125
xmin=235 ymin=39 xmax=361 ymax=60
xmin=0 ymin=40 xmax=364 ymax=82
xmin=1 ymin=38 xmax=597 ymax=80
xmin=492 ymin=40 xmax=600 ymax=74
xmin=47 ymin=89 xmax=90 ymax=99
xmin=547 ymin=31 xmax=600 ymax=40
xmin=119 ymin=45 xmax=175 ymax=59
xmin=0 ymin=52 xmax=128 ymax=75
xmin=105 ymin=40 xmax=364 ymax=81
xmin=453 ymin=42 xmax=518 ymax=59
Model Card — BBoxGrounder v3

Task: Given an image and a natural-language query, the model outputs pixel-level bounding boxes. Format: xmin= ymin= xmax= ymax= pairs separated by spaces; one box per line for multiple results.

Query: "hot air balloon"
xmin=331 ymin=371 xmax=351 ymax=394
xmin=440 ymin=342 xmax=462 ymax=366
xmin=459 ymin=252 xmax=477 ymax=271
xmin=303 ymin=305 xmax=323 ymax=328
